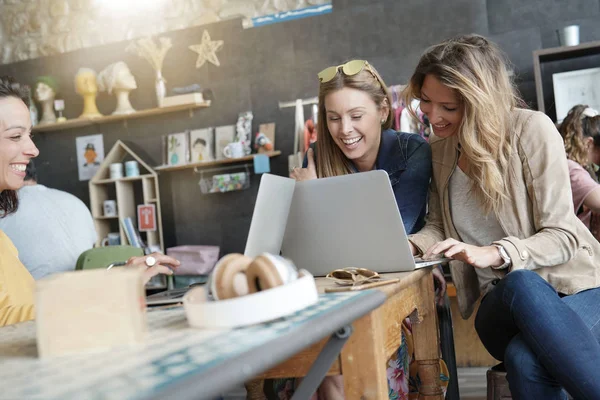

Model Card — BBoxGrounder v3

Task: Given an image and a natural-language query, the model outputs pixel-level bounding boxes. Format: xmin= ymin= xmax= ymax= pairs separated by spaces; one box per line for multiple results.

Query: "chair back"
xmin=76 ymin=246 xmax=144 ymax=271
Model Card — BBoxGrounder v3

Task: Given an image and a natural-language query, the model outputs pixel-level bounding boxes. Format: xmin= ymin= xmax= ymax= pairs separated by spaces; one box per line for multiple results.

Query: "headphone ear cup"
xmin=246 ymin=255 xmax=284 ymax=294
xmin=211 ymin=254 xmax=253 ymax=300
xmin=246 ymin=254 xmax=299 ymax=293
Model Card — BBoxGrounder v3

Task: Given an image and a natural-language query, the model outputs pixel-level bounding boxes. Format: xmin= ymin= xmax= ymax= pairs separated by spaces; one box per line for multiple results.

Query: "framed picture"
xmin=214 ymin=125 xmax=236 ymax=161
xmin=167 ymin=132 xmax=189 ymax=166
xmin=76 ymin=134 xmax=104 ymax=181
xmin=137 ymin=204 xmax=156 ymax=232
xmin=189 ymin=128 xmax=214 ymax=162
xmin=257 ymin=123 xmax=276 ymax=154
xmin=553 ymin=67 xmax=600 ymax=122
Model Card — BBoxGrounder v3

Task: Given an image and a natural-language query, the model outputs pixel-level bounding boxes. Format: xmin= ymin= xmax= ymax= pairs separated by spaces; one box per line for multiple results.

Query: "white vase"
xmin=155 ymin=70 xmax=166 ymax=107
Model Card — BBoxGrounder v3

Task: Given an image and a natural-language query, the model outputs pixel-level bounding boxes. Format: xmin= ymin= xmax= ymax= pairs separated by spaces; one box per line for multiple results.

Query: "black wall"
xmin=2 ymin=0 xmax=600 ymax=254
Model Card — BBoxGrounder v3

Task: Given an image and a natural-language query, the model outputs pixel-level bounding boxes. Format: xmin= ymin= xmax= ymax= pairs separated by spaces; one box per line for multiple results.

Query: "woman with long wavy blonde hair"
xmin=406 ymin=35 xmax=600 ymax=399
xmin=403 ymin=35 xmax=525 ymax=215
xmin=558 ymin=104 xmax=600 ymax=233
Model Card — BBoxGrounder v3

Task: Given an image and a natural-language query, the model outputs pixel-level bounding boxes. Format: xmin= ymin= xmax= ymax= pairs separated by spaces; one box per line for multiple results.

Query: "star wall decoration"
xmin=188 ymin=30 xmax=224 ymax=69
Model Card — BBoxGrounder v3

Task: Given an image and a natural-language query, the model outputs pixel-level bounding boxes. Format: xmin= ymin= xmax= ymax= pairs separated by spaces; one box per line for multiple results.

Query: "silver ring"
xmin=145 ymin=256 xmax=157 ymax=267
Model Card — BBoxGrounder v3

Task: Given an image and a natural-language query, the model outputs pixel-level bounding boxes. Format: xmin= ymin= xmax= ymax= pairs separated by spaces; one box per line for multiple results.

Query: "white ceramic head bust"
xmin=34 ymin=76 xmax=58 ymax=124
xmin=97 ymin=61 xmax=137 ymax=115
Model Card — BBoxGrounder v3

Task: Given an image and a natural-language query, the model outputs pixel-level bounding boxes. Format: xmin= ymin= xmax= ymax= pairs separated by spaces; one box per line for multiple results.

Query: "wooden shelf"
xmin=92 ymin=174 xmax=154 ymax=184
xmin=32 ymin=101 xmax=211 ymax=133
xmin=533 ymin=40 xmax=600 ymax=116
xmin=154 ymin=151 xmax=282 ymax=172
xmin=94 ymin=215 xmax=118 ymax=220
xmin=533 ymin=40 xmax=600 ymax=62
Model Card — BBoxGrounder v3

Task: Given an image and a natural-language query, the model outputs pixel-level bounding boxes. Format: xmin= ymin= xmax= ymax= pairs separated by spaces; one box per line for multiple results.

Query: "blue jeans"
xmin=474 ymin=269 xmax=600 ymax=400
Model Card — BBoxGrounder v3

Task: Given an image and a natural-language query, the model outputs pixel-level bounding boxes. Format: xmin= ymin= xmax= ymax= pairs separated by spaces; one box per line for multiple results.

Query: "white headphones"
xmin=183 ymin=253 xmax=318 ymax=328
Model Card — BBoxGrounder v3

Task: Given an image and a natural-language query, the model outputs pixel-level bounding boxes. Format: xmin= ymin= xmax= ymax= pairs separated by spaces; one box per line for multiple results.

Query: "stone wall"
xmin=0 ymin=0 xmax=328 ymax=64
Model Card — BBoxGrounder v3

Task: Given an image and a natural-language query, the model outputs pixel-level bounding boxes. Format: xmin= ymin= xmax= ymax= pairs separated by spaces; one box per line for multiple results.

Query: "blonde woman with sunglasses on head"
xmin=405 ymin=35 xmax=600 ymax=399
xmin=286 ymin=60 xmax=437 ymax=400
xmin=290 ymin=59 xmax=433 ymax=240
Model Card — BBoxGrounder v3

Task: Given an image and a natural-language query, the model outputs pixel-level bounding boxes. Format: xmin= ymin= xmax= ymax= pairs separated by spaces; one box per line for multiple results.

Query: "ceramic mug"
xmin=557 ymin=25 xmax=580 ymax=47
xmin=101 ymin=232 xmax=121 ymax=246
xmin=223 ymin=142 xmax=245 ymax=159
xmin=103 ymin=200 xmax=118 ymax=217
xmin=125 ymin=160 xmax=140 ymax=177
xmin=110 ymin=163 xmax=123 ymax=179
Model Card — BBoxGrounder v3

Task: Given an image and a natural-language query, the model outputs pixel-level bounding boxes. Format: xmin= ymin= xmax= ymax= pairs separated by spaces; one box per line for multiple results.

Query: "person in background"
xmin=286 ymin=60 xmax=439 ymax=399
xmin=405 ymin=34 xmax=600 ymax=399
xmin=0 ymin=160 xmax=96 ymax=279
xmin=0 ymin=76 xmax=178 ymax=327
xmin=558 ymin=104 xmax=600 ymax=237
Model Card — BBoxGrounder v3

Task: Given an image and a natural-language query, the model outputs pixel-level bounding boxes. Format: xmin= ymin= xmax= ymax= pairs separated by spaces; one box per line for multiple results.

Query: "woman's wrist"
xmin=408 ymin=240 xmax=420 ymax=256
xmin=490 ymin=245 xmax=511 ymax=269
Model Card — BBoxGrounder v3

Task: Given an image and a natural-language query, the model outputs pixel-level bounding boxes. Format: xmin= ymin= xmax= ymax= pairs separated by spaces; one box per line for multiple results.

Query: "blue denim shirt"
xmin=304 ymin=129 xmax=432 ymax=234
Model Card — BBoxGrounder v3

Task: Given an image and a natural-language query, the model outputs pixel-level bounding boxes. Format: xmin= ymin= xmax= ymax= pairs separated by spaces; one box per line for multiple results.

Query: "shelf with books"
xmin=154 ymin=150 xmax=282 ymax=172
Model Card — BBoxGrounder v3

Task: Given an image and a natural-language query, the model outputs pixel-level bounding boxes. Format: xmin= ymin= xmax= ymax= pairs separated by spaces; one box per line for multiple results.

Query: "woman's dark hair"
xmin=0 ymin=76 xmax=31 ymax=218
xmin=559 ymin=104 xmax=600 ymax=171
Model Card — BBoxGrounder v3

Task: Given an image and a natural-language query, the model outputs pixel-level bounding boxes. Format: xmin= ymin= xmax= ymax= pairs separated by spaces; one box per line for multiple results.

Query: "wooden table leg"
xmin=340 ymin=310 xmax=388 ymax=399
xmin=245 ymin=379 xmax=267 ymax=400
xmin=411 ymin=270 xmax=443 ymax=400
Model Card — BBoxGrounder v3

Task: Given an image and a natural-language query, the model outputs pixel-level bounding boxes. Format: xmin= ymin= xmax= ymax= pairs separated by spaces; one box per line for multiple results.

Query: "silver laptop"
xmin=245 ymin=171 xmax=449 ymax=276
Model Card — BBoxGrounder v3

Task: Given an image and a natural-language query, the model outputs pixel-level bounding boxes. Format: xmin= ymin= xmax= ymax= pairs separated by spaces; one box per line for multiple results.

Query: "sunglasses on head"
xmin=318 ymin=60 xmax=375 ymax=83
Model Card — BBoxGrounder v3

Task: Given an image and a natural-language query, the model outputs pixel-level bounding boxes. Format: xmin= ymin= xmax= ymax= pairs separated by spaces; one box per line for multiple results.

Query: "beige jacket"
xmin=410 ymin=109 xmax=600 ymax=319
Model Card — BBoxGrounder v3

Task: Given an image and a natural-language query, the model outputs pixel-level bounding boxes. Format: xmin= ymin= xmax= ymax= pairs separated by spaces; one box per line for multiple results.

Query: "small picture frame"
xmin=189 ymin=128 xmax=215 ymax=162
xmin=214 ymin=125 xmax=236 ymax=161
xmin=167 ymin=132 xmax=189 ymax=166
xmin=257 ymin=123 xmax=276 ymax=154
xmin=137 ymin=204 xmax=157 ymax=232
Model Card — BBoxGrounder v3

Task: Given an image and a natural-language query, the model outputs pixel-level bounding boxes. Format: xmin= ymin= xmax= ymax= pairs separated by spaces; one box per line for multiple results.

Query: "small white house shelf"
xmin=89 ymin=140 xmax=164 ymax=252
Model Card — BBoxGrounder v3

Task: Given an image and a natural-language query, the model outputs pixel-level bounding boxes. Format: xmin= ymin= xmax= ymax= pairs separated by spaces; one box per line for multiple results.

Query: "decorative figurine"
xmin=75 ymin=68 xmax=103 ymax=119
xmin=97 ymin=61 xmax=137 ymax=115
xmin=189 ymin=30 xmax=224 ymax=69
xmin=54 ymin=99 xmax=66 ymax=123
xmin=34 ymin=76 xmax=58 ymax=124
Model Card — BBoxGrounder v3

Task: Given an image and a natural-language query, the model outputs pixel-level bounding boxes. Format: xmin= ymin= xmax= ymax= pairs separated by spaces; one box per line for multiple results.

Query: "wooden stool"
xmin=487 ymin=363 xmax=512 ymax=400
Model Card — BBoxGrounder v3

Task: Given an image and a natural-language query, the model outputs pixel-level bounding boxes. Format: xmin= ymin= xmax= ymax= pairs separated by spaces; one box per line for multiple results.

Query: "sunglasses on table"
xmin=326 ymin=267 xmax=381 ymax=286
xmin=318 ymin=60 xmax=382 ymax=85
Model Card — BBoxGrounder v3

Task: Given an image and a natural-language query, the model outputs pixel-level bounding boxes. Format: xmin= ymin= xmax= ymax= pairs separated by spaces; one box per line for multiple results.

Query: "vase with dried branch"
xmin=126 ymin=36 xmax=173 ymax=107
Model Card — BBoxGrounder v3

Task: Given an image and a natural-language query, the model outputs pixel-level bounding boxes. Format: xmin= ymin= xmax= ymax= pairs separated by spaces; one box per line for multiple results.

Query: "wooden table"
xmin=255 ymin=267 xmax=443 ymax=399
